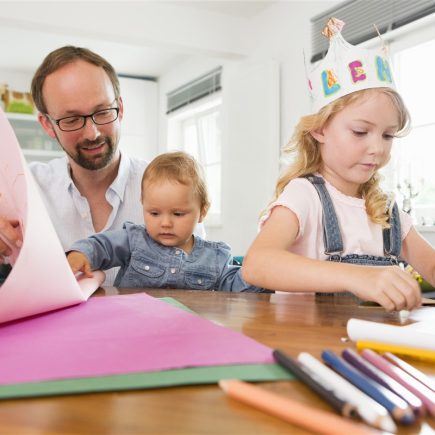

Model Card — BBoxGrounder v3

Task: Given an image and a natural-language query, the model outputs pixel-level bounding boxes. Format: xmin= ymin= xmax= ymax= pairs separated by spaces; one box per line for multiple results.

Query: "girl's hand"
xmin=67 ymin=251 xmax=93 ymax=278
xmin=351 ymin=265 xmax=421 ymax=312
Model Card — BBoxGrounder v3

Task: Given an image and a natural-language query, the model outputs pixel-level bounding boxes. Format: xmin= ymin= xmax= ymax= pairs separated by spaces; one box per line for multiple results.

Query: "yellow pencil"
xmin=356 ymin=340 xmax=435 ymax=363
xmin=219 ymin=379 xmax=376 ymax=435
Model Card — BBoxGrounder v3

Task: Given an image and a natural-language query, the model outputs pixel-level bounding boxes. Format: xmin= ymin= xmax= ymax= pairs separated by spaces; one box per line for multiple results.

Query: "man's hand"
xmin=67 ymin=251 xmax=93 ymax=278
xmin=0 ymin=218 xmax=22 ymax=264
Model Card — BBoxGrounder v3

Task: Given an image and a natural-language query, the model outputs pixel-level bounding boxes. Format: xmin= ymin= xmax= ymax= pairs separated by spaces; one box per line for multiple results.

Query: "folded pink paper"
xmin=0 ymin=108 xmax=104 ymax=323
xmin=0 ymin=293 xmax=274 ymax=384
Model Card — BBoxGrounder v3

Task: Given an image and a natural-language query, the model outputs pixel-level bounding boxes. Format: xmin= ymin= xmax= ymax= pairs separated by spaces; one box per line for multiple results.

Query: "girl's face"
xmin=311 ymin=91 xmax=400 ymax=197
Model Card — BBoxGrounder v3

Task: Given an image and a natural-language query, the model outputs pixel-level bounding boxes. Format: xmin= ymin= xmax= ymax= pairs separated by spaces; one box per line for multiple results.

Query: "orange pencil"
xmin=219 ymin=379 xmax=376 ymax=435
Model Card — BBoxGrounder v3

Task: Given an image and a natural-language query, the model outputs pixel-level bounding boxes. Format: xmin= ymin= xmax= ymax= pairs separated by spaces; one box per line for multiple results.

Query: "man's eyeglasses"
xmin=46 ymin=107 xmax=120 ymax=132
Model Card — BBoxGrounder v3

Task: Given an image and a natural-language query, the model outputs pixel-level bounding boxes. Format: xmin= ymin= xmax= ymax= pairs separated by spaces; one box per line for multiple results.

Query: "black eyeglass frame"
xmin=46 ymin=106 xmax=120 ymax=132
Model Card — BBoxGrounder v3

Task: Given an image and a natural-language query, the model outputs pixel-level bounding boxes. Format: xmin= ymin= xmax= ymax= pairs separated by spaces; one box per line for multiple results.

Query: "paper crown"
xmin=307 ymin=17 xmax=395 ymax=113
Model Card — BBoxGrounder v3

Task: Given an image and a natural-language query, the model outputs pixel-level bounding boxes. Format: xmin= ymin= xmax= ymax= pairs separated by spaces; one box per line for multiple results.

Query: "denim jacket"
xmin=70 ymin=222 xmax=264 ymax=292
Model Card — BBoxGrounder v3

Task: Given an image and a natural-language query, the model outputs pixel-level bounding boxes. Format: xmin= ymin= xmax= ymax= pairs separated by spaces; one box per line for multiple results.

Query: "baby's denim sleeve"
xmin=214 ymin=242 xmax=269 ymax=293
xmin=69 ymin=223 xmax=134 ymax=271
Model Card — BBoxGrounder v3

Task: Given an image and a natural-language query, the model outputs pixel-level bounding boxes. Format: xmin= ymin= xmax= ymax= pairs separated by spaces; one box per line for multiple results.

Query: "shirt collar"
xmin=109 ymin=151 xmax=131 ymax=201
xmin=64 ymin=151 xmax=131 ymax=200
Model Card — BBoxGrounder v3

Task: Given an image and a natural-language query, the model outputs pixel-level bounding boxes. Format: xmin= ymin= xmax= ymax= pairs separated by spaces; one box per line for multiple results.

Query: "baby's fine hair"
xmin=141 ymin=151 xmax=210 ymax=214
xmin=272 ymin=87 xmax=410 ymax=228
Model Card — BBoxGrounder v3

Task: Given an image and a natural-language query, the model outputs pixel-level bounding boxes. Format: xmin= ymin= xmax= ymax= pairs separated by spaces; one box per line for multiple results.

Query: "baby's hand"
xmin=67 ymin=251 xmax=93 ymax=278
xmin=352 ymin=265 xmax=421 ymax=312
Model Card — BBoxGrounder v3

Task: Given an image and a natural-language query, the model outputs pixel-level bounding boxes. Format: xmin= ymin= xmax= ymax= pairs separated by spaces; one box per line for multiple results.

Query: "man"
xmin=0 ymin=46 xmax=203 ymax=285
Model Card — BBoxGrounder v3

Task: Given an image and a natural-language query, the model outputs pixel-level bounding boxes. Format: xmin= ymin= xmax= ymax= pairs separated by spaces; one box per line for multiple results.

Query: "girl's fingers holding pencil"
xmin=352 ymin=266 xmax=421 ymax=311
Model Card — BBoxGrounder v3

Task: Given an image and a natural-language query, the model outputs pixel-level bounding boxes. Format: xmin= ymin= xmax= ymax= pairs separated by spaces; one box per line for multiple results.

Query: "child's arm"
xmin=401 ymin=226 xmax=435 ymax=286
xmin=243 ymin=206 xmax=421 ymax=311
xmin=67 ymin=224 xmax=134 ymax=272
xmin=67 ymin=251 xmax=93 ymax=277
xmin=214 ymin=245 xmax=267 ymax=293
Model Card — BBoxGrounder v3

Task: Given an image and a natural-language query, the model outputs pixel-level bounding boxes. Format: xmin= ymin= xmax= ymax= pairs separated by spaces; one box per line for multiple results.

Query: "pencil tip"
xmin=218 ymin=379 xmax=230 ymax=392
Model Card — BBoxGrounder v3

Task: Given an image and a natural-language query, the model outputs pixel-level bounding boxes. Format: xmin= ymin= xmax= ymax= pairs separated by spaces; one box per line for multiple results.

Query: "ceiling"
xmin=0 ymin=1 xmax=280 ymax=78
xmin=180 ymin=0 xmax=278 ymax=18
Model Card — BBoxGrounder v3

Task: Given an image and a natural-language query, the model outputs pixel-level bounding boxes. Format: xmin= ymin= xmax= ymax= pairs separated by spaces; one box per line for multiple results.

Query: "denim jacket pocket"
xmin=184 ymin=270 xmax=216 ymax=290
xmin=130 ymin=257 xmax=165 ymax=278
xmin=119 ymin=256 xmax=167 ymax=288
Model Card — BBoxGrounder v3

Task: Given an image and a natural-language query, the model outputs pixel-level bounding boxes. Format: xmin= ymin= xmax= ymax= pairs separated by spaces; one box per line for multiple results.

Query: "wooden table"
xmin=0 ymin=288 xmax=434 ymax=434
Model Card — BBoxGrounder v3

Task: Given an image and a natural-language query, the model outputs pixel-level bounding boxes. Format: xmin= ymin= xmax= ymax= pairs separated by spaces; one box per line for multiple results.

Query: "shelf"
xmin=5 ymin=112 xmax=37 ymax=121
xmin=22 ymin=149 xmax=63 ymax=158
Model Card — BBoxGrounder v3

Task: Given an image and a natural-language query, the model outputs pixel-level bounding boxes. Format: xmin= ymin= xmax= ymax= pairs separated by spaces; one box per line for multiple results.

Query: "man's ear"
xmin=38 ymin=113 xmax=57 ymax=139
xmin=310 ymin=128 xmax=325 ymax=144
xmin=117 ymin=96 xmax=124 ymax=122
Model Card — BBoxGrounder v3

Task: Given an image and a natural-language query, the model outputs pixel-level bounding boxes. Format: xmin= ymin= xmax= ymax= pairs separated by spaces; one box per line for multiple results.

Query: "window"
xmin=382 ymin=35 xmax=435 ymax=225
xmin=167 ymin=95 xmax=222 ymax=226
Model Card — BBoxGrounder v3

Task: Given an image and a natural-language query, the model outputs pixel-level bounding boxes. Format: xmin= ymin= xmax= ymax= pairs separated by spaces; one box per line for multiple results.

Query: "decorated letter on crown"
xmin=307 ymin=17 xmax=395 ymax=113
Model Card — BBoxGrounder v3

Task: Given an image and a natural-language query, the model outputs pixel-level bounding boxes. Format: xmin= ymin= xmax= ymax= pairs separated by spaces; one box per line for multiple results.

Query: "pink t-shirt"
xmin=261 ymin=177 xmax=412 ymax=260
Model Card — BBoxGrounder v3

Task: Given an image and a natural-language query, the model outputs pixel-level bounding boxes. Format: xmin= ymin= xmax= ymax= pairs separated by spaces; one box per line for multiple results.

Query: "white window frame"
xmin=374 ymin=14 xmax=435 ymax=225
xmin=167 ymin=93 xmax=222 ymax=226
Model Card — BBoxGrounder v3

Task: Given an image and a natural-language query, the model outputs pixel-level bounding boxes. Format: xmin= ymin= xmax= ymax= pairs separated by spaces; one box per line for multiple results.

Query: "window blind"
xmin=166 ymin=67 xmax=222 ymax=114
xmin=311 ymin=0 xmax=435 ymax=63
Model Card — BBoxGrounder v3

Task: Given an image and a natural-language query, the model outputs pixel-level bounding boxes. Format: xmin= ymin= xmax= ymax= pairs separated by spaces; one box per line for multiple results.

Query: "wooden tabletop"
xmin=0 ymin=288 xmax=434 ymax=434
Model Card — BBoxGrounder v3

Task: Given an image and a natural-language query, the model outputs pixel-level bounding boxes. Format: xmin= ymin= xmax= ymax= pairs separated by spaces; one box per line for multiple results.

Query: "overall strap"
xmin=305 ymin=175 xmax=343 ymax=255
xmin=383 ymin=202 xmax=402 ymax=259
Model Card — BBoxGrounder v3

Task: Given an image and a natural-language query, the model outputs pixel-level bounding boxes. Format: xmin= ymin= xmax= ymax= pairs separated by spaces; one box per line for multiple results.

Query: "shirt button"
xmin=175 ymin=250 xmax=181 ymax=255
xmin=144 ymin=265 xmax=150 ymax=271
xmin=197 ymin=279 xmax=202 ymax=284
xmin=171 ymin=268 xmax=176 ymax=274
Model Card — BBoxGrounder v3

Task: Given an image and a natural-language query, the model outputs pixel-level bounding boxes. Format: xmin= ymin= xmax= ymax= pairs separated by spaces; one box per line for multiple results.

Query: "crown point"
xmin=321 ymin=17 xmax=345 ymax=39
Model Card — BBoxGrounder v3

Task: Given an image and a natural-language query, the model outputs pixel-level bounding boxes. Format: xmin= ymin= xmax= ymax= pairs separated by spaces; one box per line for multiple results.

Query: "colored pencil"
xmin=342 ymin=348 xmax=425 ymax=418
xmin=321 ymin=350 xmax=414 ymax=425
xmin=273 ymin=349 xmax=357 ymax=418
xmin=219 ymin=379 xmax=375 ymax=435
xmin=383 ymin=352 xmax=435 ymax=392
xmin=297 ymin=352 xmax=396 ymax=433
xmin=356 ymin=340 xmax=435 ymax=363
xmin=361 ymin=348 xmax=435 ymax=416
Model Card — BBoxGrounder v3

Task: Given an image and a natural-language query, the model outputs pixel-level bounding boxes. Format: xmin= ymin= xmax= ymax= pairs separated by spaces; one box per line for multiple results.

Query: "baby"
xmin=67 ymin=151 xmax=265 ymax=292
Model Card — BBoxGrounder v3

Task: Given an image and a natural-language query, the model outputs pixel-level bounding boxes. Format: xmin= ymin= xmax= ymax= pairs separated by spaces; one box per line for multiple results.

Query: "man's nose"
xmin=82 ymin=117 xmax=100 ymax=140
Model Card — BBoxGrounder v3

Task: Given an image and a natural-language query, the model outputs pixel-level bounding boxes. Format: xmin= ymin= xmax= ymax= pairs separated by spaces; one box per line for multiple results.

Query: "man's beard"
xmin=57 ymin=135 xmax=117 ymax=170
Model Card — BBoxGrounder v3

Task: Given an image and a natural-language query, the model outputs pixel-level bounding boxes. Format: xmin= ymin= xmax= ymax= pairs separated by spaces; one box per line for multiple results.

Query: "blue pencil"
xmin=321 ymin=350 xmax=415 ymax=425
xmin=342 ymin=348 xmax=425 ymax=418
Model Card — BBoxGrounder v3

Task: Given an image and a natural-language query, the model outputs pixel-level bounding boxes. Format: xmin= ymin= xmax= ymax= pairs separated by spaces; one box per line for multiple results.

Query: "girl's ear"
xmin=310 ymin=128 xmax=325 ymax=144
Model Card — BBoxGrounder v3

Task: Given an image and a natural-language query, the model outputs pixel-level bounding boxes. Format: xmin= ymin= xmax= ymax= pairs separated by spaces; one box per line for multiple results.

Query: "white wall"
xmin=246 ymin=1 xmax=338 ymax=147
xmin=0 ymin=70 xmax=33 ymax=93
xmin=118 ymin=76 xmax=158 ymax=161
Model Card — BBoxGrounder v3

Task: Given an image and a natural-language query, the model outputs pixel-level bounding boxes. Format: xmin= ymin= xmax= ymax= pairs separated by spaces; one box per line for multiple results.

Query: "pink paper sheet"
xmin=0 ymin=108 xmax=103 ymax=323
xmin=0 ymin=293 xmax=274 ymax=384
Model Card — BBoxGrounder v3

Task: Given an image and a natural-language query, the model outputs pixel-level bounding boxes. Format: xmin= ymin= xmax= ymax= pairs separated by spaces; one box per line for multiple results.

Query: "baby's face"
xmin=142 ymin=180 xmax=204 ymax=253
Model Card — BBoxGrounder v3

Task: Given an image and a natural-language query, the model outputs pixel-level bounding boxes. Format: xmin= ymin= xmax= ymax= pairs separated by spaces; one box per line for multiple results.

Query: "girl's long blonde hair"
xmin=272 ymin=88 xmax=410 ymax=228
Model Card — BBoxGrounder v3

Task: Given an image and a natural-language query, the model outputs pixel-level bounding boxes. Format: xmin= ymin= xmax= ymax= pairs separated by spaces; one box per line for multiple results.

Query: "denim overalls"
xmin=306 ymin=175 xmax=402 ymax=296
